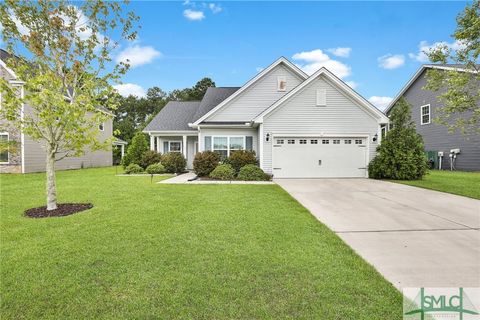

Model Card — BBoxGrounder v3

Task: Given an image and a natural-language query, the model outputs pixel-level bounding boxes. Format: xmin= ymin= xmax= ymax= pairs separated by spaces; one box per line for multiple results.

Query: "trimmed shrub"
xmin=125 ymin=163 xmax=143 ymax=174
xmin=145 ymin=163 xmax=165 ymax=174
xmin=193 ymin=151 xmax=220 ymax=176
xmin=162 ymin=152 xmax=187 ymax=174
xmin=368 ymin=97 xmax=428 ymax=180
xmin=225 ymin=150 xmax=258 ymax=173
xmin=121 ymin=132 xmax=149 ymax=168
xmin=237 ymin=164 xmax=269 ymax=181
xmin=209 ymin=164 xmax=235 ymax=180
xmin=139 ymin=150 xmax=162 ymax=169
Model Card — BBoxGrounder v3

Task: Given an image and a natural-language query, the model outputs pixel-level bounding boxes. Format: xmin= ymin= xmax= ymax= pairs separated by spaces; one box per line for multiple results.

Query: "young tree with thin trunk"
xmin=0 ymin=0 xmax=138 ymax=210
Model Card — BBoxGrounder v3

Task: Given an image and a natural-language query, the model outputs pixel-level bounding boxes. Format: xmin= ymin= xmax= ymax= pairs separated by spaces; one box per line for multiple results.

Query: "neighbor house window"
xmin=212 ymin=136 xmax=245 ymax=159
xmin=0 ymin=133 xmax=9 ymax=163
xmin=421 ymin=104 xmax=431 ymax=125
xmin=322 ymin=139 xmax=329 ymax=144
xmin=299 ymin=139 xmax=307 ymax=144
xmin=310 ymin=139 xmax=318 ymax=144
xmin=169 ymin=141 xmax=182 ymax=152
xmin=99 ymin=122 xmax=105 ymax=131
xmin=277 ymin=76 xmax=287 ymax=91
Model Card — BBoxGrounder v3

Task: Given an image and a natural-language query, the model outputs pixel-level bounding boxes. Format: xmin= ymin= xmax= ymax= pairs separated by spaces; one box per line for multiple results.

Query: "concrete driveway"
xmin=276 ymin=178 xmax=480 ymax=289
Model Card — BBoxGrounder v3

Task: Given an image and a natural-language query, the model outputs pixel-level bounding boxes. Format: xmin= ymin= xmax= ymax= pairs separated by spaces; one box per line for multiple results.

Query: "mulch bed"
xmin=24 ymin=203 xmax=93 ymax=218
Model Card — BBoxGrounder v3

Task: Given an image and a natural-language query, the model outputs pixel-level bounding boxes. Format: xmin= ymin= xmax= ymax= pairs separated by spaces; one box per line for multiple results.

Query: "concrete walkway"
xmin=276 ymin=178 xmax=480 ymax=289
xmin=159 ymin=172 xmax=274 ymax=184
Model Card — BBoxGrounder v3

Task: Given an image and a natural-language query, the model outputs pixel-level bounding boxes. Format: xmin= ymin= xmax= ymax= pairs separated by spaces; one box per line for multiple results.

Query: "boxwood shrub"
xmin=161 ymin=152 xmax=187 ymax=174
xmin=139 ymin=150 xmax=163 ymax=169
xmin=237 ymin=164 xmax=269 ymax=181
xmin=209 ymin=164 xmax=235 ymax=180
xmin=225 ymin=150 xmax=257 ymax=173
xmin=193 ymin=151 xmax=220 ymax=176
xmin=125 ymin=163 xmax=144 ymax=174
xmin=145 ymin=163 xmax=166 ymax=174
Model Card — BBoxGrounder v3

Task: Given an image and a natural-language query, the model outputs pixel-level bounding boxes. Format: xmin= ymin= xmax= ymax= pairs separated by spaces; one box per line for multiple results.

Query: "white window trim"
xmin=168 ymin=141 xmax=182 ymax=153
xmin=0 ymin=132 xmax=10 ymax=164
xmin=211 ymin=135 xmax=246 ymax=157
xmin=420 ymin=104 xmax=431 ymax=125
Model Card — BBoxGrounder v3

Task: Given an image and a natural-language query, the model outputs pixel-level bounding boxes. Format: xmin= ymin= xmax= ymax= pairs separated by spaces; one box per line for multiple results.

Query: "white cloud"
xmin=113 ymin=83 xmax=146 ymax=98
xmin=292 ymin=49 xmax=351 ymax=78
xmin=327 ymin=47 xmax=351 ymax=58
xmin=345 ymin=81 xmax=358 ymax=89
xmin=116 ymin=45 xmax=161 ymax=68
xmin=378 ymin=54 xmax=405 ymax=69
xmin=368 ymin=96 xmax=393 ymax=111
xmin=183 ymin=9 xmax=205 ymax=21
xmin=209 ymin=3 xmax=222 ymax=13
xmin=408 ymin=40 xmax=464 ymax=62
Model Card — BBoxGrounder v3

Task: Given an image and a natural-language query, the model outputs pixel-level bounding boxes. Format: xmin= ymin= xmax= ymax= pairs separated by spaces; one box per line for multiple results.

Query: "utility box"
xmin=425 ymin=150 xmax=438 ymax=169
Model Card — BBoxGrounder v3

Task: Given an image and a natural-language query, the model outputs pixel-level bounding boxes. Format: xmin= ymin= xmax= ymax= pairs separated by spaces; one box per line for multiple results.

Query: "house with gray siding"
xmin=385 ymin=65 xmax=480 ymax=171
xmin=144 ymin=57 xmax=389 ymax=178
xmin=0 ymin=49 xmax=113 ymax=174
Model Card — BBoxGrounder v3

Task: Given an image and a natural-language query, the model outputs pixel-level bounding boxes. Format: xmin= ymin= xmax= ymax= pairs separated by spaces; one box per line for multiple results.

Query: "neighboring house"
xmin=0 ymin=49 xmax=113 ymax=173
xmin=144 ymin=57 xmax=389 ymax=178
xmin=385 ymin=64 xmax=480 ymax=171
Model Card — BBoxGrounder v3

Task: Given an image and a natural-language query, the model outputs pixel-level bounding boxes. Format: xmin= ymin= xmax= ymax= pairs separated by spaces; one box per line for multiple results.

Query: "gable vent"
xmin=316 ymin=89 xmax=326 ymax=106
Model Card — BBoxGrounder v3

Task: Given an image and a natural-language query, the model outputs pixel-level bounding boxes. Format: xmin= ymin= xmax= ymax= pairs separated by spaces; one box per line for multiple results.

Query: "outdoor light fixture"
xmin=265 ymin=133 xmax=270 ymax=142
xmin=373 ymin=134 xmax=378 ymax=142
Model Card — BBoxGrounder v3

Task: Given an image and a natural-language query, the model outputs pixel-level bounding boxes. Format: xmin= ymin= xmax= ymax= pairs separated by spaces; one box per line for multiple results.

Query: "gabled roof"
xmin=0 ymin=48 xmax=18 ymax=78
xmin=191 ymin=57 xmax=308 ymax=126
xmin=143 ymin=101 xmax=201 ymax=132
xmin=384 ymin=64 xmax=478 ymax=114
xmin=253 ymin=67 xmax=389 ymax=123
xmin=143 ymin=87 xmax=239 ymax=132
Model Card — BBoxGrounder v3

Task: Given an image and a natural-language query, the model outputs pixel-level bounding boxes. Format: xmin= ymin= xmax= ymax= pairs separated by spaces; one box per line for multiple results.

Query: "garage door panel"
xmin=272 ymin=137 xmax=367 ymax=178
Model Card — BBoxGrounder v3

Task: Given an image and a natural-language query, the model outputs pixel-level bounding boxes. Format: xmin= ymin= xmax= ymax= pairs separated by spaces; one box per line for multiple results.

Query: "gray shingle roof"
xmin=144 ymin=87 xmax=239 ymax=132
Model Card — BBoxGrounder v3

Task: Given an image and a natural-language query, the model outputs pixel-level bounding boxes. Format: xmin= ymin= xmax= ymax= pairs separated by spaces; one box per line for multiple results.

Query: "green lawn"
xmin=1 ymin=167 xmax=402 ymax=319
xmin=392 ymin=170 xmax=480 ymax=200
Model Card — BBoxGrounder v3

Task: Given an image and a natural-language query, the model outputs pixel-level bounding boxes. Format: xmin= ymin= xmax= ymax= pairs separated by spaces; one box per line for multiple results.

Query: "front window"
xmin=169 ymin=141 xmax=181 ymax=152
xmin=421 ymin=104 xmax=431 ymax=125
xmin=0 ymin=133 xmax=9 ymax=163
xmin=213 ymin=136 xmax=245 ymax=159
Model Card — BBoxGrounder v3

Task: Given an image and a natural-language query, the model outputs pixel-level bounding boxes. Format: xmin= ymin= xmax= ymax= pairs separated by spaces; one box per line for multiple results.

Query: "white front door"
xmin=272 ymin=137 xmax=367 ymax=178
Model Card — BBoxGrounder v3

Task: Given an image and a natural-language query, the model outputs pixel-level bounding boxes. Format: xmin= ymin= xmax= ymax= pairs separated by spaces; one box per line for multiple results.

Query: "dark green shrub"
xmin=209 ymin=164 xmax=235 ymax=180
xmin=237 ymin=164 xmax=269 ymax=181
xmin=125 ymin=163 xmax=143 ymax=174
xmin=225 ymin=150 xmax=258 ymax=173
xmin=121 ymin=132 xmax=149 ymax=168
xmin=139 ymin=150 xmax=162 ymax=169
xmin=145 ymin=163 xmax=165 ymax=174
xmin=369 ymin=97 xmax=428 ymax=180
xmin=193 ymin=151 xmax=220 ymax=176
xmin=162 ymin=152 xmax=187 ymax=174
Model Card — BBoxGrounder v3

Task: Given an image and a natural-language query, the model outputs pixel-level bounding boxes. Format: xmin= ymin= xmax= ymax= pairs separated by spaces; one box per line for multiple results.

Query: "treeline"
xmin=113 ymin=77 xmax=215 ymax=144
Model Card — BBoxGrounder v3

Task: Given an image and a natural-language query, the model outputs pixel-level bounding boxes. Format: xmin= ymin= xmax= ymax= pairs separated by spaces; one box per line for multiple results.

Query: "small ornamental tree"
xmin=369 ymin=98 xmax=428 ymax=180
xmin=0 ymin=1 xmax=138 ymax=210
xmin=121 ymin=132 xmax=148 ymax=168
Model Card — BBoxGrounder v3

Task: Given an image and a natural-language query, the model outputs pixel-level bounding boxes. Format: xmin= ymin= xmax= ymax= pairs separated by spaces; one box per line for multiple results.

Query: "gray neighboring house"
xmin=0 ymin=49 xmax=114 ymax=173
xmin=385 ymin=64 xmax=480 ymax=171
xmin=144 ymin=57 xmax=389 ymax=178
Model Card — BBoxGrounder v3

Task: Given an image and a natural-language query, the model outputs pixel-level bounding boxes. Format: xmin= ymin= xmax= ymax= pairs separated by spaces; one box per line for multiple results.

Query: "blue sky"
xmin=110 ymin=1 xmax=465 ymax=109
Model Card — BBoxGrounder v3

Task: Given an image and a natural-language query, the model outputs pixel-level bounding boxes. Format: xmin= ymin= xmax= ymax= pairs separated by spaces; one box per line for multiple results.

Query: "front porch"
xmin=148 ymin=132 xmax=198 ymax=169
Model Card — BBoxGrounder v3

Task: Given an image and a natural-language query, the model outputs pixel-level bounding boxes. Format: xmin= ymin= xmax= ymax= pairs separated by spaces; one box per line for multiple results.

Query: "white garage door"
xmin=272 ymin=137 xmax=367 ymax=178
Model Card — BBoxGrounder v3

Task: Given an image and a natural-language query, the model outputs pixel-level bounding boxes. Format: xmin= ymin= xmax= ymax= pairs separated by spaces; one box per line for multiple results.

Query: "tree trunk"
xmin=46 ymin=145 xmax=57 ymax=211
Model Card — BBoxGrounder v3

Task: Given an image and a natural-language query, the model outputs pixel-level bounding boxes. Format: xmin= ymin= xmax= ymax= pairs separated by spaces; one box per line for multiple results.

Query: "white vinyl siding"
xmin=262 ymin=76 xmax=380 ymax=174
xmin=207 ymin=64 xmax=303 ymax=122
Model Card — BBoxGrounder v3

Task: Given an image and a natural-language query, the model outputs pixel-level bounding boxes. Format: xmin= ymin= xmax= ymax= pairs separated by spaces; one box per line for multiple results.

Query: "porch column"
xmin=156 ymin=137 xmax=161 ymax=153
xmin=182 ymin=135 xmax=187 ymax=158
xmin=121 ymin=145 xmax=125 ymax=158
xmin=150 ymin=134 xmax=155 ymax=151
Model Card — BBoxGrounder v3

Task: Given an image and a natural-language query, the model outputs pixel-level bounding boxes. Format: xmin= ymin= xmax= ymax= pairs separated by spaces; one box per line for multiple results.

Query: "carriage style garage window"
xmin=322 ymin=139 xmax=329 ymax=144
xmin=299 ymin=139 xmax=307 ymax=144
xmin=421 ymin=104 xmax=431 ymax=125
xmin=0 ymin=133 xmax=9 ymax=163
xmin=355 ymin=139 xmax=363 ymax=144
xmin=344 ymin=139 xmax=352 ymax=144
xmin=276 ymin=139 xmax=284 ymax=144
xmin=213 ymin=136 xmax=245 ymax=158
xmin=287 ymin=139 xmax=295 ymax=144
xmin=310 ymin=139 xmax=318 ymax=144
xmin=333 ymin=139 xmax=340 ymax=144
